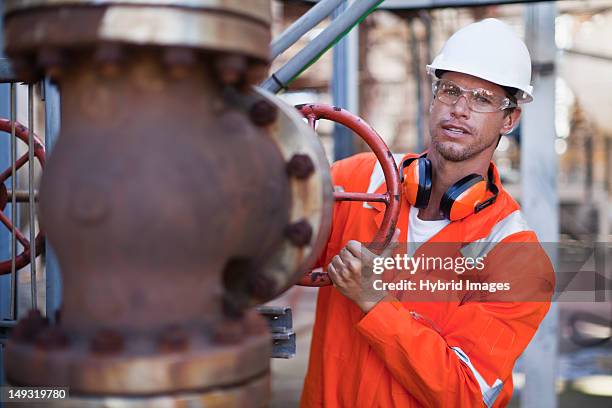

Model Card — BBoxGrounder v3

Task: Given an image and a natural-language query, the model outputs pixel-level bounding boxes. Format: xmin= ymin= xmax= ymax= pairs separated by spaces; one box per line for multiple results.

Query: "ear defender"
xmin=401 ymin=156 xmax=499 ymax=220
xmin=400 ymin=156 xmax=432 ymax=209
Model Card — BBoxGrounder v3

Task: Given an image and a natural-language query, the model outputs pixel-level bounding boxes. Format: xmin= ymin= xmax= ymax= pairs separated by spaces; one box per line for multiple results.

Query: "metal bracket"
xmin=256 ymin=306 xmax=296 ymax=359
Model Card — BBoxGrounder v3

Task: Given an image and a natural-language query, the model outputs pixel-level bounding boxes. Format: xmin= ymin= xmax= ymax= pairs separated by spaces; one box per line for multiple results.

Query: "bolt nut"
xmin=286 ymin=154 xmax=315 ymax=179
xmin=90 ymin=329 xmax=124 ymax=355
xmin=94 ymin=44 xmax=123 ymax=78
xmin=215 ymin=54 xmax=247 ymax=86
xmin=38 ymin=49 xmax=63 ymax=80
xmin=11 ymin=309 xmax=48 ymax=343
xmin=157 ymin=327 xmax=190 ymax=353
xmin=249 ymin=100 xmax=277 ymax=127
xmin=285 ymin=219 xmax=313 ymax=247
xmin=35 ymin=327 xmax=69 ymax=351
xmin=164 ymin=48 xmax=197 ymax=79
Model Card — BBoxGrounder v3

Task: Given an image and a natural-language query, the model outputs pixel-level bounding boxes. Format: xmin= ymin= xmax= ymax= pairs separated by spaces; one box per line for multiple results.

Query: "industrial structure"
xmin=0 ymin=0 xmax=609 ymax=407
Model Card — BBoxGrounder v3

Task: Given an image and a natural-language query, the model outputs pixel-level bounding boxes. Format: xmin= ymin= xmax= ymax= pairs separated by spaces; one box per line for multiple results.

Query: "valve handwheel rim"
xmin=0 ymin=118 xmax=46 ymax=275
xmin=295 ymin=104 xmax=401 ymax=287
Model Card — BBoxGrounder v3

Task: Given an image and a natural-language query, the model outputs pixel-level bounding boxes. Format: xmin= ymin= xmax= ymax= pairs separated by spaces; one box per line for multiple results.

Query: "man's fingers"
xmin=345 ymin=240 xmax=362 ymax=258
xmin=327 ymin=262 xmax=338 ymax=284
xmin=330 ymin=255 xmax=348 ymax=280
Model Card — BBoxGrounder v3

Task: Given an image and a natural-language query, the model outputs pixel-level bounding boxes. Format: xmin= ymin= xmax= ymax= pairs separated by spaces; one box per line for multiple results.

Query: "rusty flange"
xmin=3 ymin=0 xmax=272 ymax=74
xmin=225 ymin=88 xmax=333 ymax=307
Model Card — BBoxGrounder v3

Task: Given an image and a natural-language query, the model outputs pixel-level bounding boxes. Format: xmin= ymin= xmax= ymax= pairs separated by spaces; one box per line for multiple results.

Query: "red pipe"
xmin=295 ymin=104 xmax=401 ymax=287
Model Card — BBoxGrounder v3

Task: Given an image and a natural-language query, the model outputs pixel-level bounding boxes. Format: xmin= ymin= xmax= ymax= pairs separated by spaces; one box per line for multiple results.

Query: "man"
xmin=301 ymin=19 xmax=554 ymax=407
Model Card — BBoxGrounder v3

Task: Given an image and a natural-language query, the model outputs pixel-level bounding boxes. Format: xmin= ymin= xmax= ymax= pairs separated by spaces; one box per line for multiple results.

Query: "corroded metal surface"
xmin=238 ymin=89 xmax=333 ymax=303
xmin=4 ymin=0 xmax=271 ymax=24
xmin=4 ymin=1 xmax=271 ymax=62
xmin=4 ymin=50 xmax=285 ymax=396
xmin=2 ymin=0 xmax=333 ymax=403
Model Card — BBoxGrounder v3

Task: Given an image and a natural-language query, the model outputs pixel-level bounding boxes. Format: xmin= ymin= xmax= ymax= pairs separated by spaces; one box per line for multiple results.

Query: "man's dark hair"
xmin=501 ymin=86 xmax=518 ymax=117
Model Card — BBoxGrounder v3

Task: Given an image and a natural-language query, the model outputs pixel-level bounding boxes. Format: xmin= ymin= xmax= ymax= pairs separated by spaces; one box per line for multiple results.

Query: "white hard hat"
xmin=426 ymin=18 xmax=534 ymax=103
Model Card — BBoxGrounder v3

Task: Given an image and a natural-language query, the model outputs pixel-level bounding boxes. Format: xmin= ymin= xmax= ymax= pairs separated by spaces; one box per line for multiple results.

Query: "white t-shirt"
xmin=407 ymin=206 xmax=450 ymax=256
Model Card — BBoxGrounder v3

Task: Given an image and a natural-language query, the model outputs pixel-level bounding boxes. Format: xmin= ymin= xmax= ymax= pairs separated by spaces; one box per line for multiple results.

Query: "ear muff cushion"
xmin=416 ymin=158 xmax=432 ymax=208
xmin=440 ymin=174 xmax=486 ymax=220
xmin=401 ymin=157 xmax=432 ymax=208
xmin=401 ymin=157 xmax=420 ymax=206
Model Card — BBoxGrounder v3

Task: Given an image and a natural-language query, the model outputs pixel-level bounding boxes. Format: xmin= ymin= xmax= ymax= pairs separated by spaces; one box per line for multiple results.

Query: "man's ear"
xmin=501 ymin=107 xmax=521 ymax=135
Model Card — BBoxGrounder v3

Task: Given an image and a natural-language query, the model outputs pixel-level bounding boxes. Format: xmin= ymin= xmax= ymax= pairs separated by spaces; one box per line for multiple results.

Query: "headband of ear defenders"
xmin=401 ymin=154 xmax=499 ymax=219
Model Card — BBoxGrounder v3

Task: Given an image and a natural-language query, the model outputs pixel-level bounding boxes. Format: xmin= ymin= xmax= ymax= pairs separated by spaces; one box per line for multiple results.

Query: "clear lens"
xmin=432 ymin=79 xmax=514 ymax=113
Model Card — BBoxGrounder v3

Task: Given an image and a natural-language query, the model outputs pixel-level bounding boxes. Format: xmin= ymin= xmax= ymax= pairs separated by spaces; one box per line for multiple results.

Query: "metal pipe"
xmin=334 ymin=192 xmax=388 ymax=203
xmin=43 ymin=78 xmax=62 ymax=323
xmin=7 ymin=189 xmax=38 ymax=202
xmin=331 ymin=0 xmax=357 ymax=161
xmin=270 ymin=0 xmax=343 ymax=60
xmin=408 ymin=17 xmax=424 ymax=153
xmin=28 ymin=83 xmax=37 ymax=310
xmin=261 ymin=0 xmax=384 ymax=93
xmin=9 ymin=83 xmax=16 ymax=320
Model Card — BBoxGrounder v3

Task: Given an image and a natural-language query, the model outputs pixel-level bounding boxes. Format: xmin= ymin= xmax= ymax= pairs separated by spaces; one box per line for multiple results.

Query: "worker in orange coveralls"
xmin=301 ymin=19 xmax=555 ymax=407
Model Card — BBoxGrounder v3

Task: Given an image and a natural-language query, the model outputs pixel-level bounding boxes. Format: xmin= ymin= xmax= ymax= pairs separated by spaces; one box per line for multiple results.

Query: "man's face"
xmin=428 ymin=71 xmax=519 ymax=162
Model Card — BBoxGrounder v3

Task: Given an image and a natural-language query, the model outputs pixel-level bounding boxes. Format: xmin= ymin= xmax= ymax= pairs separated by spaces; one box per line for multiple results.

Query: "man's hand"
xmin=328 ymin=229 xmax=400 ymax=313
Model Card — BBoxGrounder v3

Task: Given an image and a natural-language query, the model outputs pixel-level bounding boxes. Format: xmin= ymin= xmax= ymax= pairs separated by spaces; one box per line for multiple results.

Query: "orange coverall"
xmin=301 ymin=153 xmax=555 ymax=407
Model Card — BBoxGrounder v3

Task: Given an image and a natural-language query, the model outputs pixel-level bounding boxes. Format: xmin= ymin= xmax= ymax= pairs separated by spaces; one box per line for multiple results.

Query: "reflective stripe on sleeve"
xmin=363 ymin=153 xmax=405 ymax=209
xmin=451 ymin=346 xmax=504 ymax=408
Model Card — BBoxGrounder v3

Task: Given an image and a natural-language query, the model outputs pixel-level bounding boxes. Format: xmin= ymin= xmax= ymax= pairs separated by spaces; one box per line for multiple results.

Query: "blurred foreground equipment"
xmin=2 ymin=1 xmax=333 ymax=406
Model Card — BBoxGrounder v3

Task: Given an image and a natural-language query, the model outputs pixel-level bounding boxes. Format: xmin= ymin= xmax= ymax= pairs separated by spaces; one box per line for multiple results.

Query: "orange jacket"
xmin=301 ymin=153 xmax=554 ymax=408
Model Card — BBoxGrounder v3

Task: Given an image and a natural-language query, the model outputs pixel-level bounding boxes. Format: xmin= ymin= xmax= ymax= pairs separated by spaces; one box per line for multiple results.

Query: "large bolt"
xmin=11 ymin=309 xmax=48 ymax=343
xmin=38 ymin=48 xmax=64 ymax=80
xmin=163 ymin=48 xmax=197 ymax=79
xmin=157 ymin=327 xmax=190 ymax=353
xmin=286 ymin=154 xmax=315 ymax=179
xmin=285 ymin=219 xmax=313 ymax=247
xmin=214 ymin=54 xmax=247 ymax=86
xmin=90 ymin=329 xmax=124 ymax=355
xmin=35 ymin=327 xmax=69 ymax=351
xmin=94 ymin=44 xmax=123 ymax=78
xmin=249 ymin=100 xmax=277 ymax=127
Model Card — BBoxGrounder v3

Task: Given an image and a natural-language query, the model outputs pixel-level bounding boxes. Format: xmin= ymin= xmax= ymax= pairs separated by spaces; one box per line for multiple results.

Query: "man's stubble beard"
xmin=431 ymin=132 xmax=498 ymax=162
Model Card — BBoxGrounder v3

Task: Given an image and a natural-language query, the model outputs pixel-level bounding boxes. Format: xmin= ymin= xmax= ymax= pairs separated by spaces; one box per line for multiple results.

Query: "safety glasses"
xmin=432 ymin=79 xmax=517 ymax=113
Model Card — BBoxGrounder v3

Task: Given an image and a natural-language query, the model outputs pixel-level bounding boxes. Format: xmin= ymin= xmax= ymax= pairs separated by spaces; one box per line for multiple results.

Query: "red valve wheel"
xmin=0 ymin=119 xmax=46 ymax=275
xmin=295 ymin=104 xmax=401 ymax=287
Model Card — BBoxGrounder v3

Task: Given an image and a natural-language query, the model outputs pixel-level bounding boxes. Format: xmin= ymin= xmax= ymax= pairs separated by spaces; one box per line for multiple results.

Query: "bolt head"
xmin=35 ymin=326 xmax=69 ymax=351
xmin=285 ymin=220 xmax=313 ymax=247
xmin=249 ymin=100 xmax=277 ymax=127
xmin=286 ymin=154 xmax=315 ymax=179
xmin=90 ymin=329 xmax=124 ymax=355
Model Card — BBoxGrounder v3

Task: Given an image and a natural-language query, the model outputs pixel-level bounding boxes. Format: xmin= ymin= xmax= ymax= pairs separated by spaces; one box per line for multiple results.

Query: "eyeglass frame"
xmin=431 ymin=78 xmax=518 ymax=113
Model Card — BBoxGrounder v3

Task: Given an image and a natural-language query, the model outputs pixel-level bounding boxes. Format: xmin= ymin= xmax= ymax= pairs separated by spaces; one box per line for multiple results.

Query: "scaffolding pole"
xmin=520 ymin=3 xmax=559 ymax=408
